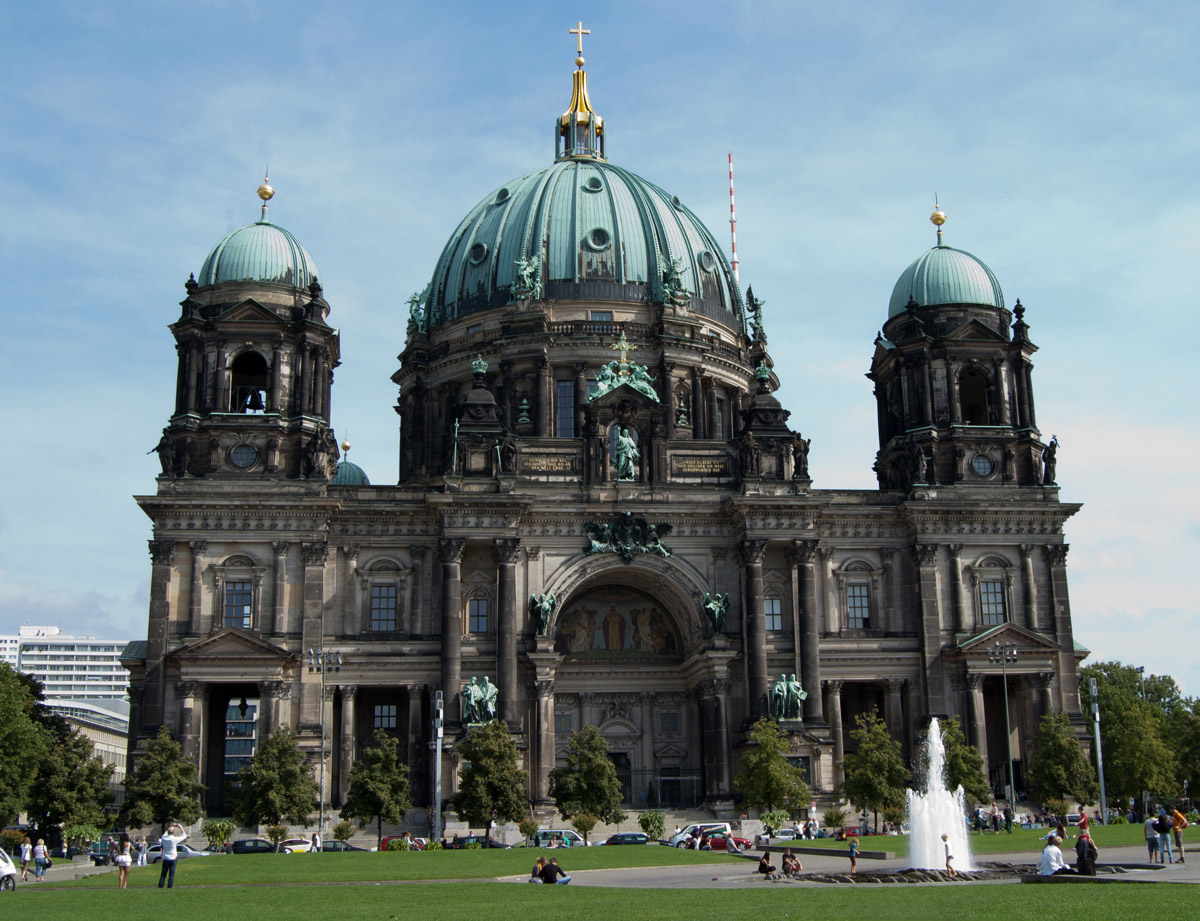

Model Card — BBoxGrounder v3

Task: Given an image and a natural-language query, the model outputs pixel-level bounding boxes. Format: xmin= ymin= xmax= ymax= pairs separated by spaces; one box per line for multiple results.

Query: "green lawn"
xmin=11 ymin=878 xmax=1197 ymax=921
xmin=792 ymin=821 xmax=1157 ymax=856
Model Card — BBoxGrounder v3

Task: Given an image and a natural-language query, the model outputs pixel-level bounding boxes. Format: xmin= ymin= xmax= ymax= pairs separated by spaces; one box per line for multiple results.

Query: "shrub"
xmin=385 ymin=837 xmax=411 ymax=851
xmin=1108 ymin=814 xmax=1127 ymax=825
xmin=332 ymin=820 xmax=354 ymax=843
xmin=266 ymin=824 xmax=290 ymax=851
xmin=761 ymin=809 xmax=791 ymax=835
xmin=882 ymin=804 xmax=906 ymax=828
xmin=2 ymin=828 xmax=24 ymax=856
xmin=424 ymin=840 xmax=444 ymax=851
xmin=822 ymin=806 xmax=847 ymax=830
xmin=1043 ymin=798 xmax=1070 ymax=820
xmin=638 ymin=811 xmax=665 ymax=841
xmin=569 ymin=813 xmax=598 ymax=842
xmin=518 ymin=818 xmax=539 ymax=843
xmin=203 ymin=819 xmax=234 ymax=851
xmin=464 ymin=840 xmax=482 ymax=849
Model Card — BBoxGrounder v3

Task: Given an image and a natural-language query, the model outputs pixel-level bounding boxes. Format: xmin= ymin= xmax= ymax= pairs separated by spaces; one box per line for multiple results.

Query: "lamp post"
xmin=307 ymin=648 xmax=342 ymax=843
xmin=1137 ymin=666 xmax=1146 ymax=700
xmin=1089 ymin=677 xmax=1109 ymax=824
xmin=988 ymin=640 xmax=1018 ymax=805
xmin=433 ymin=690 xmax=444 ymax=844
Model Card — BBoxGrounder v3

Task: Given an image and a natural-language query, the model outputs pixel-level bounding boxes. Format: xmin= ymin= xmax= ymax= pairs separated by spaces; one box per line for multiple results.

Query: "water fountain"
xmin=906 ymin=716 xmax=974 ymax=871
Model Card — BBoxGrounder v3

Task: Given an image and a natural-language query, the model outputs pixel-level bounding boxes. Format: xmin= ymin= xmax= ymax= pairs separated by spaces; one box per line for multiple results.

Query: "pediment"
xmin=588 ymin=382 xmax=661 ymax=411
xmin=944 ymin=318 xmax=1007 ymax=343
xmin=955 ymin=622 xmax=1061 ymax=655
xmin=168 ymin=627 xmax=295 ymax=663
xmin=215 ymin=299 xmax=286 ymax=326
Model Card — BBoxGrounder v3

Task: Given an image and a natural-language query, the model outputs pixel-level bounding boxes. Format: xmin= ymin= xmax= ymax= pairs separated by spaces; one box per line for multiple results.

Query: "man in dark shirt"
xmin=539 ymin=857 xmax=571 ymax=885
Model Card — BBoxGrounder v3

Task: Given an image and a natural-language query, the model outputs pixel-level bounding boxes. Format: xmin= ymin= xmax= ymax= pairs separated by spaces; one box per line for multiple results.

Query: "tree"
xmin=842 ymin=711 xmax=907 ymax=831
xmin=27 ymin=723 xmax=112 ymax=830
xmin=202 ymin=819 xmax=234 ymax=851
xmin=1027 ymin=711 xmax=1099 ymax=806
xmin=638 ymin=811 xmax=665 ymax=841
xmin=0 ymin=663 xmax=48 ymax=825
xmin=936 ymin=716 xmax=991 ymax=805
xmin=340 ymin=728 xmax=412 ymax=849
xmin=122 ymin=725 xmax=205 ymax=830
xmin=733 ymin=717 xmax=812 ymax=813
xmin=1096 ymin=699 xmax=1177 ymax=804
xmin=233 ymin=728 xmax=318 ymax=838
xmin=451 ymin=719 xmax=527 ymax=845
xmin=547 ymin=726 xmax=625 ymax=841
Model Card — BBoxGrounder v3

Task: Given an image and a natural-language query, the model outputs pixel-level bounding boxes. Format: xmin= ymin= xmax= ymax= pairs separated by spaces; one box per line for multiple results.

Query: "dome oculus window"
xmin=584 ymin=227 xmax=611 ymax=251
xmin=468 ymin=242 xmax=489 ymax=265
xmin=494 ymin=188 xmax=510 ymax=204
xmin=971 ymin=454 xmax=995 ymax=477
xmin=583 ymin=176 xmax=604 ymax=192
xmin=671 ymin=195 xmax=684 ymax=210
xmin=229 ymin=444 xmax=259 ymax=469
xmin=698 ymin=250 xmax=717 ymax=273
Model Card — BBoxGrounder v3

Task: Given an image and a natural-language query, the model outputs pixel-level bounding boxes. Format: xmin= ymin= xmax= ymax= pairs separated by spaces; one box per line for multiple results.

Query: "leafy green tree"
xmin=1096 ymin=699 xmax=1178 ymax=804
xmin=27 ymin=723 xmax=112 ymax=829
xmin=202 ymin=819 xmax=234 ymax=851
xmin=122 ymin=725 xmax=205 ymax=830
xmin=232 ymin=728 xmax=318 ymax=839
xmin=733 ymin=717 xmax=812 ymax=813
xmin=1027 ymin=711 xmax=1099 ymax=806
xmin=62 ymin=823 xmax=103 ymax=852
xmin=0 ymin=663 xmax=48 ymax=825
xmin=451 ymin=719 xmax=527 ymax=845
xmin=761 ymin=809 xmax=791 ymax=835
xmin=842 ymin=711 xmax=907 ymax=831
xmin=547 ymin=726 xmax=625 ymax=841
xmin=1170 ymin=700 xmax=1200 ymax=808
xmin=569 ymin=812 xmax=598 ymax=841
xmin=340 ymin=728 xmax=412 ymax=849
xmin=332 ymin=820 xmax=354 ymax=842
xmin=935 ymin=716 xmax=991 ymax=805
xmin=638 ymin=811 xmax=665 ymax=841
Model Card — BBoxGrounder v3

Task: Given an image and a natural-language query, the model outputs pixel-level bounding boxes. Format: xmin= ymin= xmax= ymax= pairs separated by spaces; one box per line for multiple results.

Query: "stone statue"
xmin=614 ymin=426 xmax=639 ymax=480
xmin=1041 ymin=435 xmax=1058 ymax=485
xmin=513 ymin=256 xmax=542 ymax=300
xmin=406 ymin=291 xmax=426 ymax=335
xmin=148 ymin=431 xmax=178 ymax=477
xmin=529 ymin=592 xmax=557 ymax=635
xmin=498 ymin=432 xmax=518 ymax=474
xmin=739 ymin=434 xmax=759 ymax=477
xmin=907 ymin=441 xmax=927 ymax=486
xmin=462 ymin=675 xmax=498 ymax=723
xmin=746 ymin=285 xmax=766 ymax=342
xmin=701 ymin=593 xmax=729 ymax=634
xmin=663 ymin=257 xmax=693 ymax=309
xmin=791 ymin=433 xmax=810 ymax=479
xmin=770 ymin=672 xmax=806 ymax=720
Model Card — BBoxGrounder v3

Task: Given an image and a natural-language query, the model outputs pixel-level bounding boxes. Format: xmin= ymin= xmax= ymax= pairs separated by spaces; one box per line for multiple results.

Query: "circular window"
xmin=494 ymin=188 xmax=510 ymax=204
xmin=468 ymin=242 xmax=489 ymax=265
xmin=583 ymin=176 xmax=604 ymax=192
xmin=671 ymin=195 xmax=684 ymax=210
xmin=230 ymin=444 xmax=258 ymax=469
xmin=971 ymin=454 xmax=995 ymax=477
xmin=698 ymin=250 xmax=717 ymax=272
xmin=585 ymin=228 xmax=611 ymax=251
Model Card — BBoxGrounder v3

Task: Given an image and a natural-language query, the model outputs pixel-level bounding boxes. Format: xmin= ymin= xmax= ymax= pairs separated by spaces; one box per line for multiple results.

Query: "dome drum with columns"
xmin=128 ymin=32 xmax=1087 ymax=829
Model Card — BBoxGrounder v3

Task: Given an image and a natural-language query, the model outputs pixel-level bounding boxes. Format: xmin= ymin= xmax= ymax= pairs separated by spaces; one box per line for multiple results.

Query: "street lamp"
xmin=1137 ymin=666 xmax=1146 ymax=700
xmin=1089 ymin=677 xmax=1109 ymax=824
xmin=307 ymin=648 xmax=342 ymax=843
xmin=988 ymin=640 xmax=1018 ymax=806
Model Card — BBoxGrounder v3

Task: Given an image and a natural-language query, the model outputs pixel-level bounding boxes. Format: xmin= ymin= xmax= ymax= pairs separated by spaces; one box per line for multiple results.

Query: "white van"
xmin=668 ymin=822 xmax=733 ymax=847
xmin=530 ymin=829 xmax=590 ymax=848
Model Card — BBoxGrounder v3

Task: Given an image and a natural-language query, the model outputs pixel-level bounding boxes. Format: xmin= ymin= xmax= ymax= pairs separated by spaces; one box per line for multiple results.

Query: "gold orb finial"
xmin=576 ymin=54 xmax=585 ymax=68
xmin=257 ymin=176 xmax=274 ymax=201
xmin=930 ymin=206 xmax=946 ymax=226
xmin=341 ymin=438 xmax=351 ymax=454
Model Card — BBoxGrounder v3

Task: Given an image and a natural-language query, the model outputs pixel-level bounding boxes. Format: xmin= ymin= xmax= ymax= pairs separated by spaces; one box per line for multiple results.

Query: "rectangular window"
xmin=714 ymin=396 xmax=727 ymax=440
xmin=764 ymin=598 xmax=783 ymax=632
xmin=846 ymin=584 xmax=871 ymax=629
xmin=980 ymin=580 xmax=1007 ymax=626
xmin=555 ymin=380 xmax=575 ymax=437
xmin=224 ymin=581 xmax=252 ymax=629
xmin=369 ymin=584 xmax=398 ymax=632
xmin=589 ymin=311 xmax=613 ymax=322
xmin=224 ymin=699 xmax=258 ymax=779
xmin=468 ymin=599 xmax=490 ymax=634
xmin=373 ymin=704 xmax=397 ymax=729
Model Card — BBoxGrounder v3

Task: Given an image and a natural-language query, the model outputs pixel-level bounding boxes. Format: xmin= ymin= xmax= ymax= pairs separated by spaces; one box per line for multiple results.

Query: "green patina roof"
xmin=198 ymin=220 xmax=320 ymax=289
xmin=888 ymin=239 xmax=1005 ymax=318
xmin=331 ymin=460 xmax=370 ymax=486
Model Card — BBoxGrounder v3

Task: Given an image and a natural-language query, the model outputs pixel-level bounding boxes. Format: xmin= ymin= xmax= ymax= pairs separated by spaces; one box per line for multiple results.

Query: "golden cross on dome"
xmin=610 ymin=331 xmax=637 ymax=364
xmin=570 ymin=21 xmax=590 ymax=56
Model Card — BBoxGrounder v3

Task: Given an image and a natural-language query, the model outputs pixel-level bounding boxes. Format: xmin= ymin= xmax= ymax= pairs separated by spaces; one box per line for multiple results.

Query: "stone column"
xmin=966 ymin=673 xmax=989 ymax=770
xmin=339 ymin=685 xmax=357 ymax=803
xmin=494 ymin=538 xmax=521 ymax=724
xmin=271 ymin=541 xmax=289 ymax=635
xmin=826 ymin=679 xmax=845 ymax=787
xmin=700 ymin=678 xmax=732 ymax=797
xmin=948 ymin=364 xmax=962 ymax=424
xmin=573 ymin=363 xmax=588 ymax=438
xmin=258 ymin=680 xmax=282 ymax=741
xmin=794 ymin=540 xmax=823 ymax=721
xmin=342 ymin=545 xmax=360 ymax=636
xmin=1032 ymin=672 xmax=1055 ymax=723
xmin=536 ymin=359 xmax=551 ymax=437
xmin=690 ymin=367 xmax=704 ymax=439
xmin=880 ymin=548 xmax=897 ymax=634
xmin=884 ymin=678 xmax=905 ymax=746
xmin=298 ymin=340 xmax=314 ymax=415
xmin=143 ymin=540 xmax=176 ymax=727
xmin=313 ymin=347 xmax=327 ymax=420
xmin=534 ymin=679 xmax=556 ymax=802
xmin=439 ymin=539 xmax=465 ymax=722
xmin=188 ymin=541 xmax=206 ymax=634
xmin=739 ymin=539 xmax=769 ymax=718
xmin=185 ymin=340 xmax=201 ymax=413
xmin=1019 ymin=544 xmax=1036 ymax=630
xmin=269 ymin=340 xmax=282 ymax=413
xmin=1024 ymin=364 xmax=1037 ymax=429
xmin=922 ymin=353 xmax=935 ymax=425
xmin=320 ymin=684 xmax=336 ymax=813
xmin=996 ymin=359 xmax=1013 ymax=425
xmin=301 ymin=542 xmax=329 ymax=723
xmin=178 ymin=680 xmax=201 ymax=763
xmin=948 ymin=544 xmax=967 ymax=633
xmin=1044 ymin=543 xmax=1080 ymax=711
xmin=638 ymin=692 xmax=654 ymax=781
xmin=214 ymin=340 xmax=228 ymax=412
xmin=411 ymin=546 xmax=429 ymax=635
xmin=913 ymin=543 xmax=947 ymax=717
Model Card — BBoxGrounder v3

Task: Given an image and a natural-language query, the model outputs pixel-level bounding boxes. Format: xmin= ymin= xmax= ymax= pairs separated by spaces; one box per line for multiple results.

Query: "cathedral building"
xmin=124 ymin=39 xmax=1085 ymax=820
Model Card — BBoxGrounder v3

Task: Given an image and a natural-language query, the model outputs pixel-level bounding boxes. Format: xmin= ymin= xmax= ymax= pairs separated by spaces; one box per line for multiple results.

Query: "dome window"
xmin=698 ymin=250 xmax=717 ymax=273
xmin=971 ymin=454 xmax=996 ymax=477
xmin=229 ymin=443 xmax=259 ymax=469
xmin=468 ymin=242 xmax=489 ymax=265
xmin=494 ymin=188 xmax=510 ymax=204
xmin=585 ymin=228 xmax=612 ymax=251
xmin=583 ymin=176 xmax=604 ymax=192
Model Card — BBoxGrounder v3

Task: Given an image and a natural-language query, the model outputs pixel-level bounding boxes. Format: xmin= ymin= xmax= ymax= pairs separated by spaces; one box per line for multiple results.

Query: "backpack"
xmin=1155 ymin=815 xmax=1172 ymax=834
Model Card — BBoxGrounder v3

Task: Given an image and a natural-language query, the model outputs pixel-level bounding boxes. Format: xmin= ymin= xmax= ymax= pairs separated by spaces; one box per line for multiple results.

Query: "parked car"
xmin=599 ymin=832 xmax=651 ymax=846
xmin=839 ymin=826 xmax=878 ymax=837
xmin=379 ymin=835 xmax=425 ymax=851
xmin=280 ymin=838 xmax=313 ymax=853
xmin=528 ymin=829 xmax=589 ymax=848
xmin=87 ymin=840 xmax=115 ymax=866
xmin=708 ymin=833 xmax=751 ymax=851
xmin=447 ymin=835 xmax=510 ymax=849
xmin=147 ymin=843 xmax=212 ymax=863
xmin=669 ymin=823 xmax=732 ymax=848
xmin=231 ymin=838 xmax=275 ymax=854
xmin=320 ymin=840 xmax=368 ymax=852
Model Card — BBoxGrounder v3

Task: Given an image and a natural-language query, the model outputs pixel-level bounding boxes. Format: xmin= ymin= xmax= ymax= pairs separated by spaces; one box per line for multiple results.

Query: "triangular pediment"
xmin=588 ymin=382 xmax=661 ymax=410
xmin=955 ymin=622 xmax=1061 ymax=655
xmin=168 ymin=627 xmax=295 ymax=663
xmin=215 ymin=298 xmax=286 ymax=326
xmin=944 ymin=318 xmax=1007 ymax=342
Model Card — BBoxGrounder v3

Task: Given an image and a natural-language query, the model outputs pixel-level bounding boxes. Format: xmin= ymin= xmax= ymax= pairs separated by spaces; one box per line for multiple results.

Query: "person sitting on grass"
xmin=757 ymin=850 xmax=778 ymax=878
xmin=724 ymin=835 xmax=744 ymax=856
xmin=529 ymin=856 xmax=545 ymax=883
xmin=539 ymin=857 xmax=571 ymax=885
xmin=781 ymin=849 xmax=802 ymax=877
xmin=1039 ymin=836 xmax=1077 ymax=875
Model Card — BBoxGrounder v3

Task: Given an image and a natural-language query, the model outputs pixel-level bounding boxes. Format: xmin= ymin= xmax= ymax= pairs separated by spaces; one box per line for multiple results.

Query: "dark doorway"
xmin=609 ymin=751 xmax=632 ymax=806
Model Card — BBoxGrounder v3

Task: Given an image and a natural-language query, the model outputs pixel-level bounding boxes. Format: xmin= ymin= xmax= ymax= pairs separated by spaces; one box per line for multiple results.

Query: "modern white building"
xmin=3 ymin=625 xmax=130 ymax=700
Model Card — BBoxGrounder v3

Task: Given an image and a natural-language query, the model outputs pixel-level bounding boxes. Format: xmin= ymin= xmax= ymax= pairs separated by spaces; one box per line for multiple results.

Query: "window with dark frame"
xmin=468 ymin=598 xmax=490 ymax=634
xmin=555 ymin=380 xmax=575 ymax=437
xmin=764 ymin=597 xmax=783 ymax=631
xmin=369 ymin=584 xmax=397 ymax=632
xmin=373 ymin=703 xmax=397 ymax=729
xmin=224 ymin=581 xmax=252 ymax=629
xmin=980 ymin=580 xmax=1007 ymax=626
xmin=846 ymin=583 xmax=871 ymax=629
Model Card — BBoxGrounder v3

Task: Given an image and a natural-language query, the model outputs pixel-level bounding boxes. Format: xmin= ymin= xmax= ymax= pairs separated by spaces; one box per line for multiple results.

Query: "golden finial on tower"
xmin=930 ymin=196 xmax=946 ymax=245
xmin=257 ymin=169 xmax=274 ymax=221
xmin=569 ymin=20 xmax=590 ymax=67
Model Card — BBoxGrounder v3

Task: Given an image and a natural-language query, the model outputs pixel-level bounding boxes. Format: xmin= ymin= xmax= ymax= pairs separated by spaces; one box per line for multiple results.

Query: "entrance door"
xmin=609 ymin=752 xmax=633 ymax=807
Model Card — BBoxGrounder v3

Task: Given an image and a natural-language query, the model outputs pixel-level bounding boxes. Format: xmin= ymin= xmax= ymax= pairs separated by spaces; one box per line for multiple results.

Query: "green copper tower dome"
xmin=887 ymin=207 xmax=1004 ymax=318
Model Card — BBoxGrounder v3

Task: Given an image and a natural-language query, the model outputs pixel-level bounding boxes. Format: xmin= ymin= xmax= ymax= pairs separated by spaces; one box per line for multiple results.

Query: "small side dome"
xmin=331 ymin=460 xmax=370 ymax=486
xmin=888 ymin=242 xmax=1005 ymax=319
xmin=197 ymin=221 xmax=320 ymax=289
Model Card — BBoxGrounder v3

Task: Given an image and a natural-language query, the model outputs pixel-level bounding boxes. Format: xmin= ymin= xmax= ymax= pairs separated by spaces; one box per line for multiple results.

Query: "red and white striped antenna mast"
xmin=728 ymin=152 xmax=740 ymax=284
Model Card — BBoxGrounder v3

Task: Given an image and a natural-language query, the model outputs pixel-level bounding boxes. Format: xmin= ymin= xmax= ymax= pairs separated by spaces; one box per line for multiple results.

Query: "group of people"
xmin=1039 ymin=833 xmax=1098 ymax=876
xmin=528 ymin=856 xmax=571 ymax=884
xmin=972 ymin=803 xmax=1016 ymax=834
xmin=756 ymin=848 xmax=804 ymax=879
xmin=1144 ymin=806 xmax=1188 ymax=864
xmin=17 ymin=837 xmax=49 ymax=882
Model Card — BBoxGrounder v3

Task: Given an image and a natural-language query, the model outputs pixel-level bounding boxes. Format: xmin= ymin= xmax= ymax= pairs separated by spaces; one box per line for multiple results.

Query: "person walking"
xmin=136 ymin=836 xmax=148 ymax=867
xmin=32 ymin=838 xmax=49 ymax=881
xmin=942 ymin=833 xmax=957 ymax=878
xmin=157 ymin=821 xmax=187 ymax=889
xmin=115 ymin=832 xmax=134 ymax=889
xmin=19 ymin=836 xmax=31 ymax=882
xmin=1171 ymin=807 xmax=1188 ymax=863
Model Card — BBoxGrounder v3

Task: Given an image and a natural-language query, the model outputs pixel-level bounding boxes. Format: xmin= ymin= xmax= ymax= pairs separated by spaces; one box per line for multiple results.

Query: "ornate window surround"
xmin=833 ymin=558 xmax=883 ymax=634
xmin=210 ymin=554 xmax=266 ymax=632
xmin=357 ymin=558 xmax=409 ymax=636
xmin=462 ymin=569 xmax=495 ymax=638
xmin=967 ymin=554 xmax=1016 ymax=628
xmin=762 ymin=575 xmax=789 ymax=635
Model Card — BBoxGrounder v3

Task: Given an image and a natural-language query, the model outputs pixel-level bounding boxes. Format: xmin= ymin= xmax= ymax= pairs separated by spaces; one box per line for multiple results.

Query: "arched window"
xmin=358 ymin=559 xmax=405 ymax=634
xmin=230 ymin=350 xmax=270 ymax=414
xmin=968 ymin=555 xmax=1015 ymax=627
xmin=211 ymin=555 xmax=264 ymax=631
xmin=959 ymin=367 xmax=990 ymax=425
xmin=834 ymin=559 xmax=883 ymax=632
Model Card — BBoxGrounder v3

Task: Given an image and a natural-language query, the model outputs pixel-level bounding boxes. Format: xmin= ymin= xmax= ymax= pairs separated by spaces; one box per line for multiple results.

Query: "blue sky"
xmin=2 ymin=1 xmax=1196 ymax=694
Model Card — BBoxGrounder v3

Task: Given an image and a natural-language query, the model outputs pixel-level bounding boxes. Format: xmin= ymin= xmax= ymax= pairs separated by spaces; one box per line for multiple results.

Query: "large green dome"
xmin=198 ymin=220 xmax=320 ymax=289
xmin=423 ymin=158 xmax=745 ymax=330
xmin=888 ymin=240 xmax=1004 ymax=318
